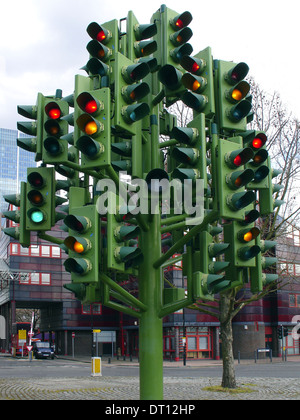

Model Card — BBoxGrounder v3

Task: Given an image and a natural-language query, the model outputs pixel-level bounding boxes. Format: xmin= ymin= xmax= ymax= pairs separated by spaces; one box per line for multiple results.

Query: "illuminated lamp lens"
xmin=73 ymin=241 xmax=85 ymax=254
xmin=84 ymin=100 xmax=98 ymax=114
xmin=84 ymin=121 xmax=98 ymax=135
xmin=130 ymin=91 xmax=136 ymax=101
xmin=192 ymin=80 xmax=201 ymax=91
xmin=176 ymin=35 xmax=183 ymax=44
xmin=96 ymin=30 xmax=106 ymax=42
xmin=243 ymin=231 xmax=253 ymax=242
xmin=233 ymin=155 xmax=242 ymax=167
xmin=31 ymin=210 xmax=44 ymax=223
xmin=176 ymin=19 xmax=184 ymax=29
xmin=232 ymin=89 xmax=243 ymax=101
xmin=192 ymin=62 xmax=200 ymax=73
xmin=48 ymin=108 xmax=61 ymax=120
xmin=252 ymin=137 xmax=263 ymax=149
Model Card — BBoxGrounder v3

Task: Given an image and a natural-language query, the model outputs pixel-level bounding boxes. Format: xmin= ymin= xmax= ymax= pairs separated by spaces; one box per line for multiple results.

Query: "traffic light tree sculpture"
xmin=2 ymin=5 xmax=284 ymax=400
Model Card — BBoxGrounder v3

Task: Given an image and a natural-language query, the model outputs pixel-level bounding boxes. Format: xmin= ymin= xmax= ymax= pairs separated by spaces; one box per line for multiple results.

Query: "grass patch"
xmin=202 ymin=385 xmax=256 ymax=394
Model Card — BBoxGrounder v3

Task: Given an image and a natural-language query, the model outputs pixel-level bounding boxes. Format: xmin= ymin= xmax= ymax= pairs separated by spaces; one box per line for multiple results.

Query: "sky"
xmin=1 ymin=0 xmax=299 ymax=130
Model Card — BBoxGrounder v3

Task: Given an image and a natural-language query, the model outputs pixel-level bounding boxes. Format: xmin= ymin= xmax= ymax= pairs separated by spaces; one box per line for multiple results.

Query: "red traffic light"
xmin=87 ymin=22 xmax=112 ymax=44
xmin=251 ymin=133 xmax=267 ymax=150
xmin=225 ymin=147 xmax=254 ymax=168
xmin=45 ymin=102 xmax=62 ymax=120
xmin=170 ymin=11 xmax=193 ymax=30
xmin=77 ymin=92 xmax=104 ymax=116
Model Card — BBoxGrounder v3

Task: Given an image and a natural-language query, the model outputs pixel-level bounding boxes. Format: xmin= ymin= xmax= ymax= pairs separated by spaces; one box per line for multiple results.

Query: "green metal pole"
xmin=139 ymin=212 xmax=163 ymax=400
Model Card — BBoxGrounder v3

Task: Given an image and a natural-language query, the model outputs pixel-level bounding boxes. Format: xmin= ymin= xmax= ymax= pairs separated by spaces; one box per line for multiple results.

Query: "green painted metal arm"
xmin=99 ymin=272 xmax=147 ymax=312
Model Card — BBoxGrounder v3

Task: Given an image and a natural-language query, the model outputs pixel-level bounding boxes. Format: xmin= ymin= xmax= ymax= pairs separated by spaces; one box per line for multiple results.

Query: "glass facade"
xmin=0 ymin=128 xmax=36 ymax=215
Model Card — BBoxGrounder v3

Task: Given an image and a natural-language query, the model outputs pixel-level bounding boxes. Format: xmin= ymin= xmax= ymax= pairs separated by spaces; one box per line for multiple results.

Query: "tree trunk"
xmin=220 ymin=292 xmax=236 ymax=388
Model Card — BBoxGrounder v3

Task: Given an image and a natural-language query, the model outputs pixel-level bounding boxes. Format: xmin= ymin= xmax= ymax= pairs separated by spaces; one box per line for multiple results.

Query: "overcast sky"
xmin=1 ymin=0 xmax=299 ymax=130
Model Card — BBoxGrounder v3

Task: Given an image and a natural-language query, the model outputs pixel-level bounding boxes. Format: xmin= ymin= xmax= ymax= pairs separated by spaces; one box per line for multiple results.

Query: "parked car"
xmin=33 ymin=342 xmax=55 ymax=359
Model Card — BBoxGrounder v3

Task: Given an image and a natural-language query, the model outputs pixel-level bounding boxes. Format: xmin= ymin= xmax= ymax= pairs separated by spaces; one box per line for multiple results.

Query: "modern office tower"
xmin=0 ymin=128 xmax=36 ymax=215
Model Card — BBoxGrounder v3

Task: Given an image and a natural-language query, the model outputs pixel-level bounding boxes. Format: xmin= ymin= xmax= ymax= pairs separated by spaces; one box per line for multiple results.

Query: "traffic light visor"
xmin=225 ymin=147 xmax=254 ymax=168
xmin=77 ymin=92 xmax=103 ymax=115
xmin=87 ymin=22 xmax=111 ymax=44
xmin=226 ymin=62 xmax=249 ymax=85
xmin=170 ymin=11 xmax=193 ymax=30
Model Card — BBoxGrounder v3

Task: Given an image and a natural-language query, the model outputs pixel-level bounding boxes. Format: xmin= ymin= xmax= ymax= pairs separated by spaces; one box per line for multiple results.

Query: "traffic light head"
xmin=113 ymin=53 xmax=150 ymax=135
xmin=75 ymin=88 xmax=111 ymax=169
xmin=26 ymin=167 xmax=55 ymax=231
xmin=242 ymin=131 xmax=270 ymax=189
xmin=17 ymin=92 xmax=45 ymax=161
xmin=42 ymin=97 xmax=69 ymax=164
xmin=215 ymin=60 xmax=252 ymax=133
xmin=215 ymin=137 xmax=256 ymax=220
xmin=63 ymin=205 xmax=99 ymax=284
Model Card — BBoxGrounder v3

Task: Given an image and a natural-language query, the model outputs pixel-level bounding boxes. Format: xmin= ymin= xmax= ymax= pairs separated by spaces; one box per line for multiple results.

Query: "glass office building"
xmin=0 ymin=128 xmax=36 ymax=215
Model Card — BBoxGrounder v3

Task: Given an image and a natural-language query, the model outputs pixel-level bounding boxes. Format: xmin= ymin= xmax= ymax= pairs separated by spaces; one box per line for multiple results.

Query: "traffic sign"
xmin=27 ymin=345 xmax=33 ymax=352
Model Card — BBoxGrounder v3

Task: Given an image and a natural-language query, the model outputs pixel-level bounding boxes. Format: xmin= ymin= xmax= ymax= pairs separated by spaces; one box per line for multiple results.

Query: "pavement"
xmin=1 ymin=353 xmax=300 ymax=401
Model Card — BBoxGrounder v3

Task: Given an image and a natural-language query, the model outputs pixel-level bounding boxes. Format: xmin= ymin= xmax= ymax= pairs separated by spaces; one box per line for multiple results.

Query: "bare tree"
xmin=165 ymin=80 xmax=300 ymax=388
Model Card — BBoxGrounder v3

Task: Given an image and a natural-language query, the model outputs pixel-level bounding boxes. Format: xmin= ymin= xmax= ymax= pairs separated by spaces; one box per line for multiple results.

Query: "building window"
xmin=289 ymin=294 xmax=300 ymax=307
xmin=52 ymin=246 xmax=61 ymax=258
xmin=20 ymin=246 xmax=29 ymax=255
xmin=81 ymin=303 xmax=102 ymax=315
xmin=11 ymin=244 xmax=18 ymax=254
xmin=19 ymin=272 xmax=51 ymax=286
xmin=9 ymin=243 xmax=61 ymax=258
xmin=31 ymin=273 xmax=40 ymax=284
xmin=41 ymin=273 xmax=50 ymax=285
xmin=41 ymin=246 xmax=50 ymax=257
xmin=30 ymin=245 xmax=40 ymax=256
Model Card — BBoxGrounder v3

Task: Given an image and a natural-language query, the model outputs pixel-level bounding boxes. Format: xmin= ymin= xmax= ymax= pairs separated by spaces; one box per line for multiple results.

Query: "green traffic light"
xmin=28 ymin=209 xmax=45 ymax=224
